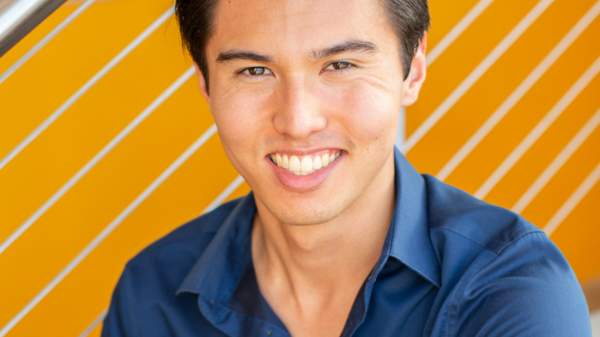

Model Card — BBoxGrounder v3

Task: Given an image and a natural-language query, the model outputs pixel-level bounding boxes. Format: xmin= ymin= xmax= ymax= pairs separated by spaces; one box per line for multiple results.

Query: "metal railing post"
xmin=0 ymin=0 xmax=67 ymax=58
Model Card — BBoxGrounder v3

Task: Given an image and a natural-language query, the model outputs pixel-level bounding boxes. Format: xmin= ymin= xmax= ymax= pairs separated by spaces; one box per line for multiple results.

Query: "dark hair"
xmin=382 ymin=0 xmax=430 ymax=80
xmin=175 ymin=0 xmax=219 ymax=93
xmin=175 ymin=0 xmax=430 ymax=93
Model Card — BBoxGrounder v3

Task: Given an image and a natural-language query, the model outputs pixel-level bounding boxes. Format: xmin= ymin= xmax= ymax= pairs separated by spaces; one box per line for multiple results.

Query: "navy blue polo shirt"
xmin=103 ymin=148 xmax=591 ymax=336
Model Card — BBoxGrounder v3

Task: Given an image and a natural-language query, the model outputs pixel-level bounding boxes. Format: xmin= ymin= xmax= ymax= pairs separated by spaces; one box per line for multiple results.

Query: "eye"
xmin=241 ymin=67 xmax=272 ymax=76
xmin=323 ymin=61 xmax=353 ymax=71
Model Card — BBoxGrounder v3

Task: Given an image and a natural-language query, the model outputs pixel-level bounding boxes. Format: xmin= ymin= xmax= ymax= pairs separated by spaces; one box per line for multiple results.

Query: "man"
xmin=103 ymin=0 xmax=592 ymax=335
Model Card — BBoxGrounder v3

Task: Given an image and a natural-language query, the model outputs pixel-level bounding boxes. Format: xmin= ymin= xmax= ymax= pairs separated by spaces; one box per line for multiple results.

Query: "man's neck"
xmin=251 ymin=152 xmax=396 ymax=336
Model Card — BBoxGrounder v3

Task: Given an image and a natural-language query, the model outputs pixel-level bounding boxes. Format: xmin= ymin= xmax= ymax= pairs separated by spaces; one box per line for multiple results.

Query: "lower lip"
xmin=268 ymin=153 xmax=343 ymax=192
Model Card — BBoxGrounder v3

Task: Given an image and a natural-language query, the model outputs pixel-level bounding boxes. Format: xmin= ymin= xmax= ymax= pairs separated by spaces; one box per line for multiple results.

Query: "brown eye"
xmin=333 ymin=62 xmax=350 ymax=69
xmin=323 ymin=61 xmax=353 ymax=72
xmin=244 ymin=67 xmax=271 ymax=75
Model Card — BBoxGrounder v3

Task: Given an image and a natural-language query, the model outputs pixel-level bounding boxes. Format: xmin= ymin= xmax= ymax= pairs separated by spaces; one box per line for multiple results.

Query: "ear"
xmin=194 ymin=62 xmax=211 ymax=105
xmin=400 ymin=33 xmax=427 ymax=107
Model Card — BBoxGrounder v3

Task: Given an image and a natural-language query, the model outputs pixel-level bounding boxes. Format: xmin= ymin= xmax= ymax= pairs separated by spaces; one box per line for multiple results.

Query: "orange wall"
xmin=0 ymin=0 xmax=598 ymax=335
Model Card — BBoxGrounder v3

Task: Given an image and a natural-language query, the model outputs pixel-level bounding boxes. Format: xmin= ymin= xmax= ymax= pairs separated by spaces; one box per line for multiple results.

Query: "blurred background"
xmin=0 ymin=0 xmax=598 ymax=335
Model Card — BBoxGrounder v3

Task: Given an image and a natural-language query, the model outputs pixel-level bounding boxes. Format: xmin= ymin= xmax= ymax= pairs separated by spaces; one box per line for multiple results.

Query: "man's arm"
xmin=453 ymin=232 xmax=591 ymax=336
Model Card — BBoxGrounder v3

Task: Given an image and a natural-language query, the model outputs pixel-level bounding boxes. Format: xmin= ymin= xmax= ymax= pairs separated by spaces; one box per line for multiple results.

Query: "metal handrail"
xmin=0 ymin=0 xmax=67 ymax=58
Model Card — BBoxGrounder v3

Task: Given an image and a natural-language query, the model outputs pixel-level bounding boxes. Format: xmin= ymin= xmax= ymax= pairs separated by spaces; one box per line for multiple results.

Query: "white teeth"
xmin=314 ymin=156 xmax=322 ymax=170
xmin=289 ymin=155 xmax=301 ymax=172
xmin=282 ymin=155 xmax=289 ymax=168
xmin=322 ymin=153 xmax=330 ymax=167
xmin=301 ymin=156 xmax=313 ymax=172
xmin=272 ymin=151 xmax=340 ymax=175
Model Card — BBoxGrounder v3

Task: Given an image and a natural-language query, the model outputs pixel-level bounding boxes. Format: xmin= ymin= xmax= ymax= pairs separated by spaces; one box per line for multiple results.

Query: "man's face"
xmin=199 ymin=0 xmax=425 ymax=225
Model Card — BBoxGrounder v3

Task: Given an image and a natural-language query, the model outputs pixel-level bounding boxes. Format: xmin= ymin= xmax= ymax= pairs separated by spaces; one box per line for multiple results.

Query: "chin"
xmin=263 ymin=196 xmax=346 ymax=226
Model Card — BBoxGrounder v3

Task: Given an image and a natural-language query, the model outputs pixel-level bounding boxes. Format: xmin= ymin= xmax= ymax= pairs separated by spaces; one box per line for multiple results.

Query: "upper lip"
xmin=267 ymin=147 xmax=342 ymax=156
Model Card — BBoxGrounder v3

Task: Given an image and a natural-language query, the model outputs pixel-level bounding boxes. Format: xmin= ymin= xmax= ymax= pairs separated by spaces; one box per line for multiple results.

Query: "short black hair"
xmin=382 ymin=0 xmax=430 ymax=80
xmin=175 ymin=0 xmax=430 ymax=93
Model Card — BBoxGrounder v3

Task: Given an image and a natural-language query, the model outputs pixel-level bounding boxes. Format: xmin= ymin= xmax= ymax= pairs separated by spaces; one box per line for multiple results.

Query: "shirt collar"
xmin=177 ymin=193 xmax=256 ymax=299
xmin=177 ymin=146 xmax=441 ymax=303
xmin=388 ymin=147 xmax=440 ymax=287
xmin=177 ymin=195 xmax=290 ymax=336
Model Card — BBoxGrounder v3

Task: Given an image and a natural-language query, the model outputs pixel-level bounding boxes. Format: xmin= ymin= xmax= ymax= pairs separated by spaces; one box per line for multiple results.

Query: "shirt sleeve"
xmin=452 ymin=232 xmax=592 ymax=336
xmin=102 ymin=263 xmax=142 ymax=337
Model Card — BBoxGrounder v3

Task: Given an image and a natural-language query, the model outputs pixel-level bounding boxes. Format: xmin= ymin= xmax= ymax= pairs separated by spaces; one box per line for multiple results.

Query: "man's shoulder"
xmin=421 ymin=175 xmax=590 ymax=336
xmin=103 ymin=198 xmax=247 ymax=336
xmin=422 ymin=174 xmax=540 ymax=254
xmin=126 ymin=197 xmax=244 ymax=274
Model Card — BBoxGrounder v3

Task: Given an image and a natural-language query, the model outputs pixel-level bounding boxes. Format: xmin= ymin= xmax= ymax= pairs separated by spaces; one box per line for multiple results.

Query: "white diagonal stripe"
xmin=475 ymin=55 xmax=600 ymax=199
xmin=78 ymin=308 xmax=107 ymax=337
xmin=403 ymin=0 xmax=554 ymax=153
xmin=0 ymin=0 xmax=97 ymax=85
xmin=544 ymin=161 xmax=600 ymax=236
xmin=0 ymin=66 xmax=194 ymax=256
xmin=436 ymin=1 xmax=600 ymax=181
xmin=0 ymin=6 xmax=174 ymax=172
xmin=427 ymin=0 xmax=495 ymax=66
xmin=512 ymin=108 xmax=600 ymax=213
xmin=202 ymin=175 xmax=245 ymax=214
xmin=0 ymin=124 xmax=217 ymax=336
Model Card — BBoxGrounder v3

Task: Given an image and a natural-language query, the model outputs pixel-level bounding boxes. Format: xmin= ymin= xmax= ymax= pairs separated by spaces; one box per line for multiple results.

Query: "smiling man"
xmin=102 ymin=0 xmax=591 ymax=336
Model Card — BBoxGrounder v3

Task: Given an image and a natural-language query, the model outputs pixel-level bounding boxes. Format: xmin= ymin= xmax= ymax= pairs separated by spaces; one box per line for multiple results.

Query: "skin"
xmin=194 ymin=0 xmax=427 ymax=335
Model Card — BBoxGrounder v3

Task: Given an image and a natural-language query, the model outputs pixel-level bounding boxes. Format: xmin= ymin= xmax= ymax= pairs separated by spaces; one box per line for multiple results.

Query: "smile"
xmin=269 ymin=150 xmax=342 ymax=175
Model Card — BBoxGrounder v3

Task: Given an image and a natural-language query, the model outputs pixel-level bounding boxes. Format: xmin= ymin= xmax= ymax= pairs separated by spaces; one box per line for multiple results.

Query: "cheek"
xmin=210 ymin=88 xmax=272 ymax=162
xmin=320 ymin=82 xmax=400 ymax=149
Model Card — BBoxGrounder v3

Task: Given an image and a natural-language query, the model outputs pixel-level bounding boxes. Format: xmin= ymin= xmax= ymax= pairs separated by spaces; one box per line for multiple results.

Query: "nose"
xmin=272 ymin=76 xmax=327 ymax=140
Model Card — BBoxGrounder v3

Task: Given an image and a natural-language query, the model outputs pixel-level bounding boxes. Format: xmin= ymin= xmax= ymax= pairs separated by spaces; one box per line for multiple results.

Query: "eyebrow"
xmin=215 ymin=40 xmax=378 ymax=64
xmin=216 ymin=51 xmax=273 ymax=63
xmin=312 ymin=40 xmax=378 ymax=59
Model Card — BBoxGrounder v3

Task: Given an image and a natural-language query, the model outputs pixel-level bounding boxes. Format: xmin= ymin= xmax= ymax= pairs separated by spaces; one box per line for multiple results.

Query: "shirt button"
xmin=266 ymin=329 xmax=272 ymax=335
xmin=210 ymin=300 xmax=215 ymax=304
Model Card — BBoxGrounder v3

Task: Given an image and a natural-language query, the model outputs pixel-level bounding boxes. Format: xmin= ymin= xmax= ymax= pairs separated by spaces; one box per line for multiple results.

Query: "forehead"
xmin=209 ymin=0 xmax=391 ymax=57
